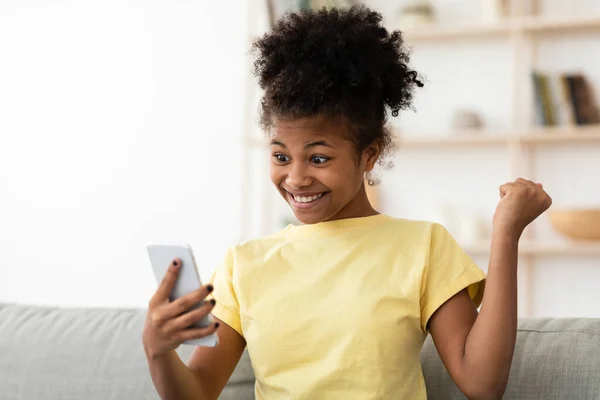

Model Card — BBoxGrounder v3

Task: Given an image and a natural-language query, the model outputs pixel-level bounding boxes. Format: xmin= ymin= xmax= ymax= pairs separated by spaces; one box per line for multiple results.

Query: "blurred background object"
xmin=0 ymin=0 xmax=599 ymax=319
xmin=549 ymin=208 xmax=600 ymax=241
xmin=266 ymin=0 xmax=360 ymax=27
xmin=481 ymin=0 xmax=509 ymax=23
xmin=450 ymin=110 xmax=485 ymax=130
xmin=396 ymin=0 xmax=436 ymax=29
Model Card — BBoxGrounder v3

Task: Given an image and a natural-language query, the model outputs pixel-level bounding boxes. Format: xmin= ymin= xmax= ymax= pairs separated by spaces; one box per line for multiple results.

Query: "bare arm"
xmin=143 ymin=258 xmax=246 ymax=400
xmin=428 ymin=231 xmax=519 ymax=399
xmin=187 ymin=318 xmax=247 ymax=400
xmin=145 ymin=348 xmax=204 ymax=400
xmin=428 ymin=178 xmax=551 ymax=399
xmin=146 ymin=317 xmax=246 ymax=400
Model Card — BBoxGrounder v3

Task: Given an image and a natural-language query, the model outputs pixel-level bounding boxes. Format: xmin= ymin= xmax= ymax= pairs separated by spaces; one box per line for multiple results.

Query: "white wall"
xmin=361 ymin=0 xmax=600 ymax=317
xmin=0 ymin=0 xmax=247 ymax=308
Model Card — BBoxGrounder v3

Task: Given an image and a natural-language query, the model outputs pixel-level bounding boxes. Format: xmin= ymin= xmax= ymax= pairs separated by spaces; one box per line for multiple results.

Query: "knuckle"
xmin=177 ymin=300 xmax=191 ymax=313
xmin=181 ymin=316 xmax=196 ymax=329
xmin=179 ymin=328 xmax=200 ymax=341
xmin=174 ymin=330 xmax=186 ymax=342
xmin=194 ymin=288 xmax=207 ymax=301
xmin=150 ymin=310 xmax=164 ymax=324
xmin=188 ymin=308 xmax=207 ymax=325
xmin=162 ymin=270 xmax=174 ymax=281
xmin=184 ymin=308 xmax=201 ymax=323
xmin=160 ymin=276 xmax=173 ymax=289
xmin=158 ymin=324 xmax=171 ymax=336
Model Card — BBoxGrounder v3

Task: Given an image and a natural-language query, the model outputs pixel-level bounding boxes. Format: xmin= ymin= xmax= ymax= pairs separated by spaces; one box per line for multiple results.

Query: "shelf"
xmin=518 ymin=125 xmax=600 ymax=145
xmin=465 ymin=241 xmax=600 ymax=257
xmin=249 ymin=15 xmax=600 ymax=43
xmin=403 ymin=15 xmax=600 ymax=42
xmin=403 ymin=22 xmax=515 ymax=42
xmin=395 ymin=124 xmax=600 ymax=149
xmin=397 ymin=132 xmax=511 ymax=148
xmin=523 ymin=15 xmax=600 ymax=34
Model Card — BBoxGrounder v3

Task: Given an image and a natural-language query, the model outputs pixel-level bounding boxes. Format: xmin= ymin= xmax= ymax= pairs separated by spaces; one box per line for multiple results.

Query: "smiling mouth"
xmin=286 ymin=191 xmax=329 ymax=207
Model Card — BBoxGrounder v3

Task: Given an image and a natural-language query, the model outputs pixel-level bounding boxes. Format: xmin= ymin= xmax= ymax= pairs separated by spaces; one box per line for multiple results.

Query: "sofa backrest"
xmin=421 ymin=318 xmax=600 ymax=399
xmin=0 ymin=303 xmax=254 ymax=400
xmin=2 ymin=303 xmax=599 ymax=399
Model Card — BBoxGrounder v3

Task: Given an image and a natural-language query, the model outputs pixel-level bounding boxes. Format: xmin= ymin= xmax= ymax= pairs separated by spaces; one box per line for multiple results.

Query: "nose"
xmin=285 ymin=161 xmax=312 ymax=189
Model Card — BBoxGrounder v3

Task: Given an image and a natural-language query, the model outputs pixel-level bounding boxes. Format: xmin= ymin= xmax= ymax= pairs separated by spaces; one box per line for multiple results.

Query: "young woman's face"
xmin=269 ymin=115 xmax=380 ymax=224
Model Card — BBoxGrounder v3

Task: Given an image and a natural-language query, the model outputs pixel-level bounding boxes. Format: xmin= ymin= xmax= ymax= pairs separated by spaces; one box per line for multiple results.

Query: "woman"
xmin=142 ymin=5 xmax=552 ymax=399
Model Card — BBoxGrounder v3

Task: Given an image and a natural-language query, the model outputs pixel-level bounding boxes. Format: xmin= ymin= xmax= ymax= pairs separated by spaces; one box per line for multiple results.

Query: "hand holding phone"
xmin=143 ymin=243 xmax=219 ymax=358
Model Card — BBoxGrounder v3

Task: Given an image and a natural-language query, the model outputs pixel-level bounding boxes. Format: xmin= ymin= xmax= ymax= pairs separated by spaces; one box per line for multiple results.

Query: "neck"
xmin=325 ymin=182 xmax=378 ymax=222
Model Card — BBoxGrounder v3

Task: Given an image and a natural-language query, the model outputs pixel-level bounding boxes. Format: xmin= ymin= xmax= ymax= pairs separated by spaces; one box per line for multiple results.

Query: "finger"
xmin=176 ymin=321 xmax=220 ymax=342
xmin=150 ymin=259 xmax=181 ymax=307
xmin=519 ymin=177 xmax=545 ymax=190
xmin=499 ymin=183 xmax=512 ymax=198
xmin=499 ymin=182 xmax=522 ymax=199
xmin=516 ymin=177 xmax=535 ymax=185
xmin=546 ymin=193 xmax=553 ymax=208
xmin=166 ymin=299 xmax=216 ymax=333
xmin=162 ymin=283 xmax=214 ymax=320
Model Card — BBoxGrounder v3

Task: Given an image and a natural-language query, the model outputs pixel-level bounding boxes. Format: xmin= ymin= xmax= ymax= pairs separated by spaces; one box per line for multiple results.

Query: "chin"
xmin=293 ymin=212 xmax=326 ymax=225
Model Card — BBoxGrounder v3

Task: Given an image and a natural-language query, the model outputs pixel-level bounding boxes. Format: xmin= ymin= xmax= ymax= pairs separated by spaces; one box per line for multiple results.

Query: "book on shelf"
xmin=531 ymin=70 xmax=599 ymax=127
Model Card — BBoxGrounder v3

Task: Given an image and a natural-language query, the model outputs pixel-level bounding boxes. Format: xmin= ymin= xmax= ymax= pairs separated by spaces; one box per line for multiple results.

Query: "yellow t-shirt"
xmin=210 ymin=214 xmax=486 ymax=399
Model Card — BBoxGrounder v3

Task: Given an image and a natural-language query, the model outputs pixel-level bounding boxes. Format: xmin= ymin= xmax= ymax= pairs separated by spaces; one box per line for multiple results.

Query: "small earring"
xmin=367 ymin=179 xmax=374 ymax=186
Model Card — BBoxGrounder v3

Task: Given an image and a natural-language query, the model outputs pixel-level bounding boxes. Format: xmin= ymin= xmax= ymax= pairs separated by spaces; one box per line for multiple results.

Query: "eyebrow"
xmin=269 ymin=139 xmax=336 ymax=149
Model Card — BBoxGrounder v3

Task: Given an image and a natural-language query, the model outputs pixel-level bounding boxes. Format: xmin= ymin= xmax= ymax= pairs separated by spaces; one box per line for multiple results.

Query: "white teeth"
xmin=292 ymin=193 xmax=325 ymax=203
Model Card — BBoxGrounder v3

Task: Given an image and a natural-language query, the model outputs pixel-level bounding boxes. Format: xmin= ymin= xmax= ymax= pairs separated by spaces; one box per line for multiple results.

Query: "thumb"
xmin=499 ymin=184 xmax=508 ymax=199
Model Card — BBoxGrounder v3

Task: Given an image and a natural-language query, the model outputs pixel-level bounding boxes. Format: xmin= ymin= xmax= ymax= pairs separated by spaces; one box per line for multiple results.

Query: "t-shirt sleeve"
xmin=208 ymin=248 xmax=244 ymax=338
xmin=420 ymin=223 xmax=486 ymax=333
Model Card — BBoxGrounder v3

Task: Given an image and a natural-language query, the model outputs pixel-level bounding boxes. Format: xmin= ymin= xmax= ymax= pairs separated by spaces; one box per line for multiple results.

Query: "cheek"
xmin=270 ymin=164 xmax=284 ymax=186
xmin=323 ymin=165 xmax=361 ymax=194
xmin=341 ymin=169 xmax=364 ymax=196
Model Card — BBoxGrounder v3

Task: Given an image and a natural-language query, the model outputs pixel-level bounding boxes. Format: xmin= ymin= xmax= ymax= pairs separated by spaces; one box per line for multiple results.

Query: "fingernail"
xmin=214 ymin=322 xmax=220 ymax=329
xmin=207 ymin=284 xmax=214 ymax=293
xmin=209 ymin=299 xmax=216 ymax=306
xmin=172 ymin=260 xmax=179 ymax=268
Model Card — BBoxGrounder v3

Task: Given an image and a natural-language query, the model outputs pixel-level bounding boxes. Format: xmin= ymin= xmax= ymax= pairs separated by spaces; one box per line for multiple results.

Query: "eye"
xmin=273 ymin=153 xmax=290 ymax=163
xmin=310 ymin=155 xmax=329 ymax=165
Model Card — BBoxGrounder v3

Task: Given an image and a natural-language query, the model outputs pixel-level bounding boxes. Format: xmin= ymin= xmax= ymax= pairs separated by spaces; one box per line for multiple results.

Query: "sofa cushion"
xmin=3 ymin=302 xmax=600 ymax=400
xmin=421 ymin=318 xmax=600 ymax=399
xmin=0 ymin=303 xmax=254 ymax=400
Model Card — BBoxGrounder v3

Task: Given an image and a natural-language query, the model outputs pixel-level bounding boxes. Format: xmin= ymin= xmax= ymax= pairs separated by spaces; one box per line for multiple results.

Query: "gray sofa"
xmin=1 ymin=302 xmax=599 ymax=399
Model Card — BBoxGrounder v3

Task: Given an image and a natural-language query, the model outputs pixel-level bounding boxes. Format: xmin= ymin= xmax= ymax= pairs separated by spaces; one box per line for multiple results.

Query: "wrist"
xmin=145 ymin=346 xmax=173 ymax=362
xmin=491 ymin=226 xmax=521 ymax=246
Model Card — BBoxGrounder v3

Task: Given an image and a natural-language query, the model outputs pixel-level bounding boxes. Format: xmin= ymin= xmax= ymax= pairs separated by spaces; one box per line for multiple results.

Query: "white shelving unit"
xmin=397 ymin=0 xmax=600 ymax=316
xmin=402 ymin=15 xmax=600 ymax=41
xmin=242 ymin=0 xmax=600 ymax=315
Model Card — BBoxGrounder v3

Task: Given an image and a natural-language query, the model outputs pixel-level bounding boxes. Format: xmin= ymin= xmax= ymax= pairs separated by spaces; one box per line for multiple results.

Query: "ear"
xmin=362 ymin=140 xmax=382 ymax=172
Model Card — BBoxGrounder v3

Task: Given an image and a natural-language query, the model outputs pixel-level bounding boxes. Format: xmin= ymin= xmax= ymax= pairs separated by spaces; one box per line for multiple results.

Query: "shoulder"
xmin=226 ymin=228 xmax=291 ymax=263
xmin=211 ymin=229 xmax=290 ymax=282
xmin=376 ymin=215 xmax=445 ymax=240
xmin=372 ymin=216 xmax=464 ymax=261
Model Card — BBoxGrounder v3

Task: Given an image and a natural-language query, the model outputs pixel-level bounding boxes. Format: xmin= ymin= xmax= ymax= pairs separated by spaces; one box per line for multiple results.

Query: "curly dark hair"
xmin=251 ymin=5 xmax=423 ymax=167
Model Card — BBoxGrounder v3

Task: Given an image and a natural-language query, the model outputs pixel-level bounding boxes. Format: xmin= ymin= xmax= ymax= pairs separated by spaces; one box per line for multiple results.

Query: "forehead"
xmin=270 ymin=115 xmax=352 ymax=145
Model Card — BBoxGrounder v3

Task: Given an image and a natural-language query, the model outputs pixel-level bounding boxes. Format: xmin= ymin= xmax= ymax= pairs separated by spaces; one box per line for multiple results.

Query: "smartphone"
xmin=146 ymin=242 xmax=218 ymax=347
